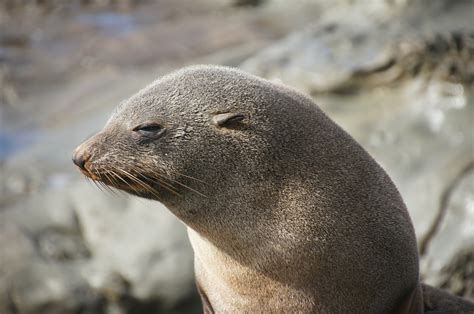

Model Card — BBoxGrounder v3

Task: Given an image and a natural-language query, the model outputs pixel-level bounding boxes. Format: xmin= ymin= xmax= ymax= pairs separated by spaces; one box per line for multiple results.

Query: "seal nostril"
xmin=72 ymin=151 xmax=89 ymax=170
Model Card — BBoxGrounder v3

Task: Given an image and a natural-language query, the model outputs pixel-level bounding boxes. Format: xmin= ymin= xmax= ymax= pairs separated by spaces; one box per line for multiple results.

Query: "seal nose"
xmin=72 ymin=149 xmax=90 ymax=170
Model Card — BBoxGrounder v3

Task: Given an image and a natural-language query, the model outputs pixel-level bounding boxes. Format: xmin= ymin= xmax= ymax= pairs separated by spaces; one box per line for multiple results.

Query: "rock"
xmin=0 ymin=218 xmax=99 ymax=314
xmin=0 ymin=181 xmax=198 ymax=313
xmin=241 ymin=0 xmax=474 ymax=93
xmin=421 ymin=165 xmax=474 ymax=298
xmin=8 ymin=264 xmax=102 ymax=314
xmin=0 ymin=222 xmax=36 ymax=278
xmin=232 ymin=0 xmax=265 ymax=7
xmin=36 ymin=227 xmax=91 ymax=262
xmin=70 ymin=183 xmax=195 ymax=307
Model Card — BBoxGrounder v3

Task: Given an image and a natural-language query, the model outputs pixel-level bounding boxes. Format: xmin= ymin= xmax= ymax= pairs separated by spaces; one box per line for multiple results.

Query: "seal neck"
xmin=187 ymin=227 xmax=322 ymax=312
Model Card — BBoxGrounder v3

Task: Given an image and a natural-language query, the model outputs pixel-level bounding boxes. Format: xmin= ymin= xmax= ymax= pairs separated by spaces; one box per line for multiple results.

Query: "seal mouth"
xmin=79 ymin=167 xmax=99 ymax=180
xmin=77 ymin=161 xmax=207 ymax=200
xmin=78 ymin=166 xmax=181 ymax=199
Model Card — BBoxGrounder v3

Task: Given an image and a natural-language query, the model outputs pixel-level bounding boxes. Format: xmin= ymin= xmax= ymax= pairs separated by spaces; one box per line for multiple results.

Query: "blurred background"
xmin=0 ymin=0 xmax=473 ymax=313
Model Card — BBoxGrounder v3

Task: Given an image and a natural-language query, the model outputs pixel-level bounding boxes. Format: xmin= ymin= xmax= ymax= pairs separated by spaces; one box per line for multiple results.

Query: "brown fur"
xmin=73 ymin=65 xmax=474 ymax=313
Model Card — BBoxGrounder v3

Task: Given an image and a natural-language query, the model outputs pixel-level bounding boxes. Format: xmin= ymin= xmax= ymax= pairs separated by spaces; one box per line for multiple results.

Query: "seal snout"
xmin=72 ymin=149 xmax=90 ymax=170
xmin=72 ymin=143 xmax=100 ymax=181
xmin=72 ymin=138 xmax=95 ymax=173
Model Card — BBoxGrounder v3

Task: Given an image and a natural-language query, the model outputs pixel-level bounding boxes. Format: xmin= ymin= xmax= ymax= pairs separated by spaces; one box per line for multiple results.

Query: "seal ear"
xmin=212 ymin=112 xmax=246 ymax=128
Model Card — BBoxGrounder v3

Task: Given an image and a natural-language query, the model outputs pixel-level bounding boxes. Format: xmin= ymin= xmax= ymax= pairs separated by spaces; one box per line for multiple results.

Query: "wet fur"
xmin=74 ymin=65 xmax=474 ymax=313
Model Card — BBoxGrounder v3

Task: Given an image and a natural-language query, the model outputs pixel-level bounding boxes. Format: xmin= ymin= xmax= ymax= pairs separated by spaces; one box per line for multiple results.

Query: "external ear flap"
xmin=212 ymin=112 xmax=246 ymax=128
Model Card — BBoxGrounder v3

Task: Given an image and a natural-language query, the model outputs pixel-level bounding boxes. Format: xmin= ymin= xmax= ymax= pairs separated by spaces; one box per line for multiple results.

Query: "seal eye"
xmin=212 ymin=112 xmax=246 ymax=128
xmin=133 ymin=122 xmax=164 ymax=138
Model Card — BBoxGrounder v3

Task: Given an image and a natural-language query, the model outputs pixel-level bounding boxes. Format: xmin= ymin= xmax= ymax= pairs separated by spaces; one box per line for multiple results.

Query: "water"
xmin=76 ymin=12 xmax=137 ymax=37
xmin=0 ymin=129 xmax=42 ymax=161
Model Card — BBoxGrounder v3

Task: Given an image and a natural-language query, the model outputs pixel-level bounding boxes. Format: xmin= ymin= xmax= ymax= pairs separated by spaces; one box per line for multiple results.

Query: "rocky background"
xmin=0 ymin=0 xmax=473 ymax=313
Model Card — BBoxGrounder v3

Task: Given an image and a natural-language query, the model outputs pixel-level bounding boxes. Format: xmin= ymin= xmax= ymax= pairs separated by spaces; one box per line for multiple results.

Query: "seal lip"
xmin=79 ymin=168 xmax=98 ymax=180
xmin=79 ymin=166 xmax=161 ymax=195
xmin=74 ymin=150 xmax=181 ymax=198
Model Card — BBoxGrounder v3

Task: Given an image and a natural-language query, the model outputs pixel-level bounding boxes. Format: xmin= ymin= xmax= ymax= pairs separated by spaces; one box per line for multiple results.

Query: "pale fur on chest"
xmin=187 ymin=228 xmax=319 ymax=313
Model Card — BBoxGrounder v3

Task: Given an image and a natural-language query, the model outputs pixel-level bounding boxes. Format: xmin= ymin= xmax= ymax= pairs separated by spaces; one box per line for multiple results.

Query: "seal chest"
xmin=73 ymin=65 xmax=474 ymax=313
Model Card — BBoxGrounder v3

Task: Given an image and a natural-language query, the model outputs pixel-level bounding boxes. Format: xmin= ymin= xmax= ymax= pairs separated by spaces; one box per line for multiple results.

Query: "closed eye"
xmin=133 ymin=122 xmax=164 ymax=138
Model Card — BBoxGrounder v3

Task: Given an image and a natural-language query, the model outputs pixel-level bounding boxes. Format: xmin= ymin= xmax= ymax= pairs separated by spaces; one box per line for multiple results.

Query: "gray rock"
xmin=8 ymin=264 xmax=101 ymax=314
xmin=70 ymin=183 xmax=195 ymax=306
xmin=421 ymin=166 xmax=474 ymax=297
xmin=0 ymin=181 xmax=197 ymax=313
xmin=241 ymin=0 xmax=474 ymax=93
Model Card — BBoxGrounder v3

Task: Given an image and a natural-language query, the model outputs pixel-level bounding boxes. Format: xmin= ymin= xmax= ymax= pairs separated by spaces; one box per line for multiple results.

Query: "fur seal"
xmin=73 ymin=65 xmax=474 ymax=313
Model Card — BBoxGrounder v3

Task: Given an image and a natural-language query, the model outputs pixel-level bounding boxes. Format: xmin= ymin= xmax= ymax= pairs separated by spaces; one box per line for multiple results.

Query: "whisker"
xmin=173 ymin=170 xmax=209 ymax=185
xmin=135 ymin=172 xmax=181 ymax=196
xmin=101 ymin=171 xmax=119 ymax=195
xmin=112 ymin=169 xmax=144 ymax=195
xmin=106 ymin=170 xmax=120 ymax=186
xmin=102 ymin=171 xmax=113 ymax=184
xmin=133 ymin=164 xmax=207 ymax=198
xmin=149 ymin=171 xmax=208 ymax=198
xmin=98 ymin=180 xmax=111 ymax=194
xmin=103 ymin=180 xmax=118 ymax=195
xmin=92 ymin=179 xmax=105 ymax=193
xmin=108 ymin=170 xmax=131 ymax=197
xmin=171 ymin=178 xmax=208 ymax=198
xmin=116 ymin=168 xmax=165 ymax=200
xmin=133 ymin=165 xmax=177 ymax=189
